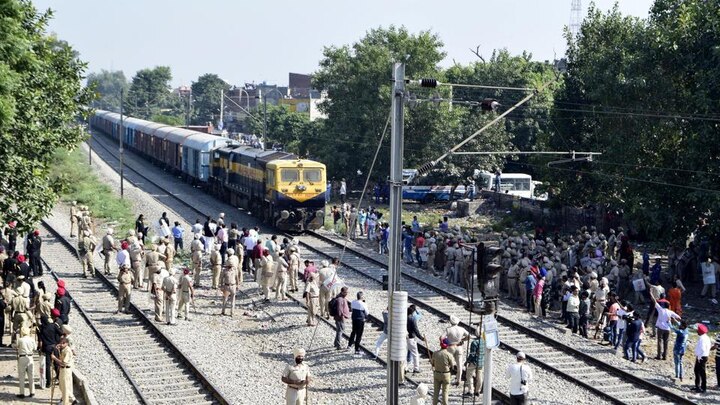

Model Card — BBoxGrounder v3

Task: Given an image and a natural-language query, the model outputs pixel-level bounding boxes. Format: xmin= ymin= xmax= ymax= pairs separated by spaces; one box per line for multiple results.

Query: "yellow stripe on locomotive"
xmin=265 ymin=159 xmax=326 ymax=202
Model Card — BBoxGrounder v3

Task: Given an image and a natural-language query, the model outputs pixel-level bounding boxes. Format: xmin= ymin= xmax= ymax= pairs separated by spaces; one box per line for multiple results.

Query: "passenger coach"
xmin=91 ymin=110 xmax=326 ymax=231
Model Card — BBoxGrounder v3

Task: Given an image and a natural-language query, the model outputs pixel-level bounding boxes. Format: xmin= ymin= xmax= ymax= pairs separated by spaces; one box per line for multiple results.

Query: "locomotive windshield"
xmin=281 ymin=169 xmax=300 ymax=182
xmin=303 ymin=169 xmax=321 ymax=183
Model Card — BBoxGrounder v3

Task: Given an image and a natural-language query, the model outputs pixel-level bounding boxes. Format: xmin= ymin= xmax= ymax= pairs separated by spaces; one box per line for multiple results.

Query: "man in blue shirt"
xmin=649 ymin=258 xmax=662 ymax=285
xmin=171 ymin=222 xmax=185 ymax=251
xmin=670 ymin=319 xmax=689 ymax=381
xmin=524 ymin=273 xmax=537 ymax=313
xmin=463 ymin=325 xmax=486 ymax=399
xmin=403 ymin=227 xmax=414 ymax=264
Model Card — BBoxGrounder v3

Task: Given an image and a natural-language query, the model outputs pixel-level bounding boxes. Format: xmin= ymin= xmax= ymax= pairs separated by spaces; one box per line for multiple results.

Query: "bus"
xmin=477 ymin=171 xmax=547 ymax=200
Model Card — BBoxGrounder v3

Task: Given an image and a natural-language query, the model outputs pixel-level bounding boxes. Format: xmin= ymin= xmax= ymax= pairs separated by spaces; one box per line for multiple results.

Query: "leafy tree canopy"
xmin=0 ymin=0 xmax=92 ymax=232
xmin=125 ymin=66 xmax=173 ymax=119
xmin=541 ymin=0 xmax=720 ymax=241
xmin=191 ymin=73 xmax=230 ymax=126
xmin=87 ymin=69 xmax=128 ymax=112
xmin=313 ymin=25 xmax=515 ymax=185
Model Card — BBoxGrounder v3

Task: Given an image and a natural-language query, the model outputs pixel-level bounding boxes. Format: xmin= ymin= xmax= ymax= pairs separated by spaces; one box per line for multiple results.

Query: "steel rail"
xmin=88 ymin=131 xmax=510 ymax=403
xmin=41 ymin=220 xmax=230 ymax=405
xmin=88 ymin=127 xmax=692 ymax=404
xmin=301 ymin=230 xmax=696 ymax=405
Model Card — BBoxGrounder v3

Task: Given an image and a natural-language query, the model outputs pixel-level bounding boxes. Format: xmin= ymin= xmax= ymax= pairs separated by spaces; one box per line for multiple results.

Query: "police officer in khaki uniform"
xmin=177 ymin=268 xmax=194 ymax=321
xmin=127 ymin=232 xmax=144 ymax=290
xmin=259 ymin=250 xmax=274 ymax=302
xmin=163 ymin=238 xmax=175 ymax=271
xmin=116 ymin=265 xmax=134 ymax=314
xmin=432 ymin=338 xmax=456 ymax=405
xmin=69 ymin=201 xmax=78 ymax=237
xmin=304 ymin=273 xmax=319 ymax=326
xmin=151 ymin=266 xmax=168 ymax=322
xmin=209 ymin=243 xmax=222 ymax=289
xmin=101 ymin=228 xmax=117 ymax=275
xmin=79 ymin=229 xmax=97 ymax=278
xmin=221 ymin=256 xmax=238 ymax=316
xmin=288 ymin=246 xmax=300 ymax=292
xmin=144 ymin=245 xmax=166 ymax=292
xmin=162 ymin=268 xmax=178 ymax=325
xmin=226 ymin=248 xmax=241 ymax=285
xmin=282 ymin=348 xmax=311 ymax=405
xmin=191 ymin=234 xmax=204 ymax=287
xmin=274 ymin=251 xmax=289 ymax=301
xmin=444 ymin=314 xmax=470 ymax=386
xmin=52 ymin=336 xmax=75 ymax=405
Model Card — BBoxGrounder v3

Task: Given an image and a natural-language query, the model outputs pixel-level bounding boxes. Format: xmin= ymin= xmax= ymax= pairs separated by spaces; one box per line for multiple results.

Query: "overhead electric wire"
xmin=517 ymin=161 xmax=720 ymax=195
xmin=592 ymin=160 xmax=720 ymax=178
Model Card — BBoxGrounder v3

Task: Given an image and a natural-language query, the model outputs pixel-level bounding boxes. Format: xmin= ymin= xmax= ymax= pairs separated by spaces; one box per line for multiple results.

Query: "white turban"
xmin=293 ymin=348 xmax=306 ymax=358
xmin=449 ymin=315 xmax=460 ymax=325
xmin=227 ymin=248 xmax=235 ymax=255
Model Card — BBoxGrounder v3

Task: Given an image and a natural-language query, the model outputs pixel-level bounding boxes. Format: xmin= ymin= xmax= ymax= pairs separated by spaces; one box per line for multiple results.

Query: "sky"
xmin=34 ymin=0 xmax=655 ymax=88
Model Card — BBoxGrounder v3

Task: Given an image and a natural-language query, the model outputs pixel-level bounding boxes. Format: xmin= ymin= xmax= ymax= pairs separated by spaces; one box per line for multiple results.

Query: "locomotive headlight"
xmin=296 ymin=185 xmax=306 ymax=191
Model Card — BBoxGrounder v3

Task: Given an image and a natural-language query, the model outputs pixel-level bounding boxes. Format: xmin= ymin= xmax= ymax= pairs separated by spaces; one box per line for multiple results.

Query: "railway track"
xmin=295 ymin=231 xmax=695 ymax=405
xmin=88 ymin=131 xmax=694 ymax=404
xmin=40 ymin=220 xmax=230 ymax=405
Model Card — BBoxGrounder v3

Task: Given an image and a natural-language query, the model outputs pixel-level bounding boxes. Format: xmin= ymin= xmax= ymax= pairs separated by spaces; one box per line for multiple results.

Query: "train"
xmin=90 ymin=110 xmax=327 ymax=231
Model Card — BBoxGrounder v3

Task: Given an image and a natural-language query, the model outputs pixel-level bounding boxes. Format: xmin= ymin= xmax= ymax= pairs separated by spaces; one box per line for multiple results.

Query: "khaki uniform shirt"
xmin=118 ymin=270 xmax=134 ymax=286
xmin=210 ymin=251 xmax=221 ymax=268
xmin=432 ymin=348 xmax=456 ymax=373
xmin=282 ymin=363 xmax=310 ymax=389
xmin=180 ymin=274 xmax=192 ymax=293
xmin=102 ymin=235 xmax=115 ymax=251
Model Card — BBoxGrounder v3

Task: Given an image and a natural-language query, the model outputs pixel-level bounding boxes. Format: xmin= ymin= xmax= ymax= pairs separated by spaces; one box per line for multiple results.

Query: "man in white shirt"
xmin=506 ymin=351 xmax=532 ymax=404
xmin=693 ymin=323 xmax=711 ymax=393
xmin=650 ymin=292 xmax=681 ymax=360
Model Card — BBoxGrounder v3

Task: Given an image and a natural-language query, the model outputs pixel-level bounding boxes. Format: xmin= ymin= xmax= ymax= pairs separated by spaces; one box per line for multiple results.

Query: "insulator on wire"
xmin=480 ymin=98 xmax=500 ymax=112
xmin=417 ymin=161 xmax=437 ymax=176
xmin=420 ymin=78 xmax=438 ymax=88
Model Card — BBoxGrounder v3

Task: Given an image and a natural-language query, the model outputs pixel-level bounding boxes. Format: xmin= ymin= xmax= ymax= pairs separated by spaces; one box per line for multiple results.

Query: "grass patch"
xmin=52 ymin=148 xmax=135 ymax=231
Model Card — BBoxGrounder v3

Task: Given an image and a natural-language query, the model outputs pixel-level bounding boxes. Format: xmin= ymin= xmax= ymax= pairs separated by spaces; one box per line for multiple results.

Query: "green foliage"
xmin=151 ymin=114 xmax=184 ymax=126
xmin=541 ymin=0 xmax=720 ymax=241
xmin=245 ymin=104 xmax=313 ymax=155
xmin=52 ymin=148 xmax=135 ymax=230
xmin=445 ymin=50 xmax=557 ymax=175
xmin=313 ymin=26 xmax=458 ymax=183
xmin=125 ymin=66 xmax=174 ymax=119
xmin=87 ymin=69 xmax=128 ymax=112
xmin=0 ymin=0 xmax=92 ymax=232
xmin=190 ymin=73 xmax=230 ymax=126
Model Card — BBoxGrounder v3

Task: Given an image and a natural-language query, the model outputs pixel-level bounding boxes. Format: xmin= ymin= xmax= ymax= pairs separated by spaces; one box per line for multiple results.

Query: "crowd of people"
xmin=493 ymin=226 xmax=720 ymax=395
xmin=1 ymin=213 xmax=76 ymax=403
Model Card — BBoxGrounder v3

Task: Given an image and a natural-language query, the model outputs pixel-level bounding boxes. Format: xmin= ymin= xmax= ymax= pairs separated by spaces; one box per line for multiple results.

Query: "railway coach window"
xmin=303 ymin=169 xmax=321 ymax=183
xmin=281 ymin=169 xmax=300 ymax=183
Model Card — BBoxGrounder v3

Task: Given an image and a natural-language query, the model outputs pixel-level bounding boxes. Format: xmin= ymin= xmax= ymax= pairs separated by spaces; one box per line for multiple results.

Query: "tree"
xmin=125 ymin=66 xmax=173 ymax=119
xmin=87 ymin=69 xmax=128 ymax=112
xmin=245 ymin=104 xmax=312 ymax=154
xmin=190 ymin=73 xmax=230 ymax=126
xmin=0 ymin=0 xmax=92 ymax=232
xmin=313 ymin=26 xmax=515 ymax=185
xmin=542 ymin=1 xmax=720 ymax=241
xmin=444 ymin=50 xmax=557 ymax=175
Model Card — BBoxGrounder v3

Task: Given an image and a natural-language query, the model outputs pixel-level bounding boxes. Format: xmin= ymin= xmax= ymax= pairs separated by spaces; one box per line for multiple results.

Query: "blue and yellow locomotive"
xmin=210 ymin=145 xmax=326 ymax=231
xmin=91 ymin=110 xmax=326 ymax=232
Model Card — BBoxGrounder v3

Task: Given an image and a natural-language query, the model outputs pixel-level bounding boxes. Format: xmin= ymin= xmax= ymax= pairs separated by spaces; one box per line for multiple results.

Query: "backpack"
xmin=328 ymin=297 xmax=339 ymax=318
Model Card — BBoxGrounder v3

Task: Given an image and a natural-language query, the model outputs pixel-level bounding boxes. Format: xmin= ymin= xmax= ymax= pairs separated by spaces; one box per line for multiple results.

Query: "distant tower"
xmin=570 ymin=0 xmax=582 ymax=39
